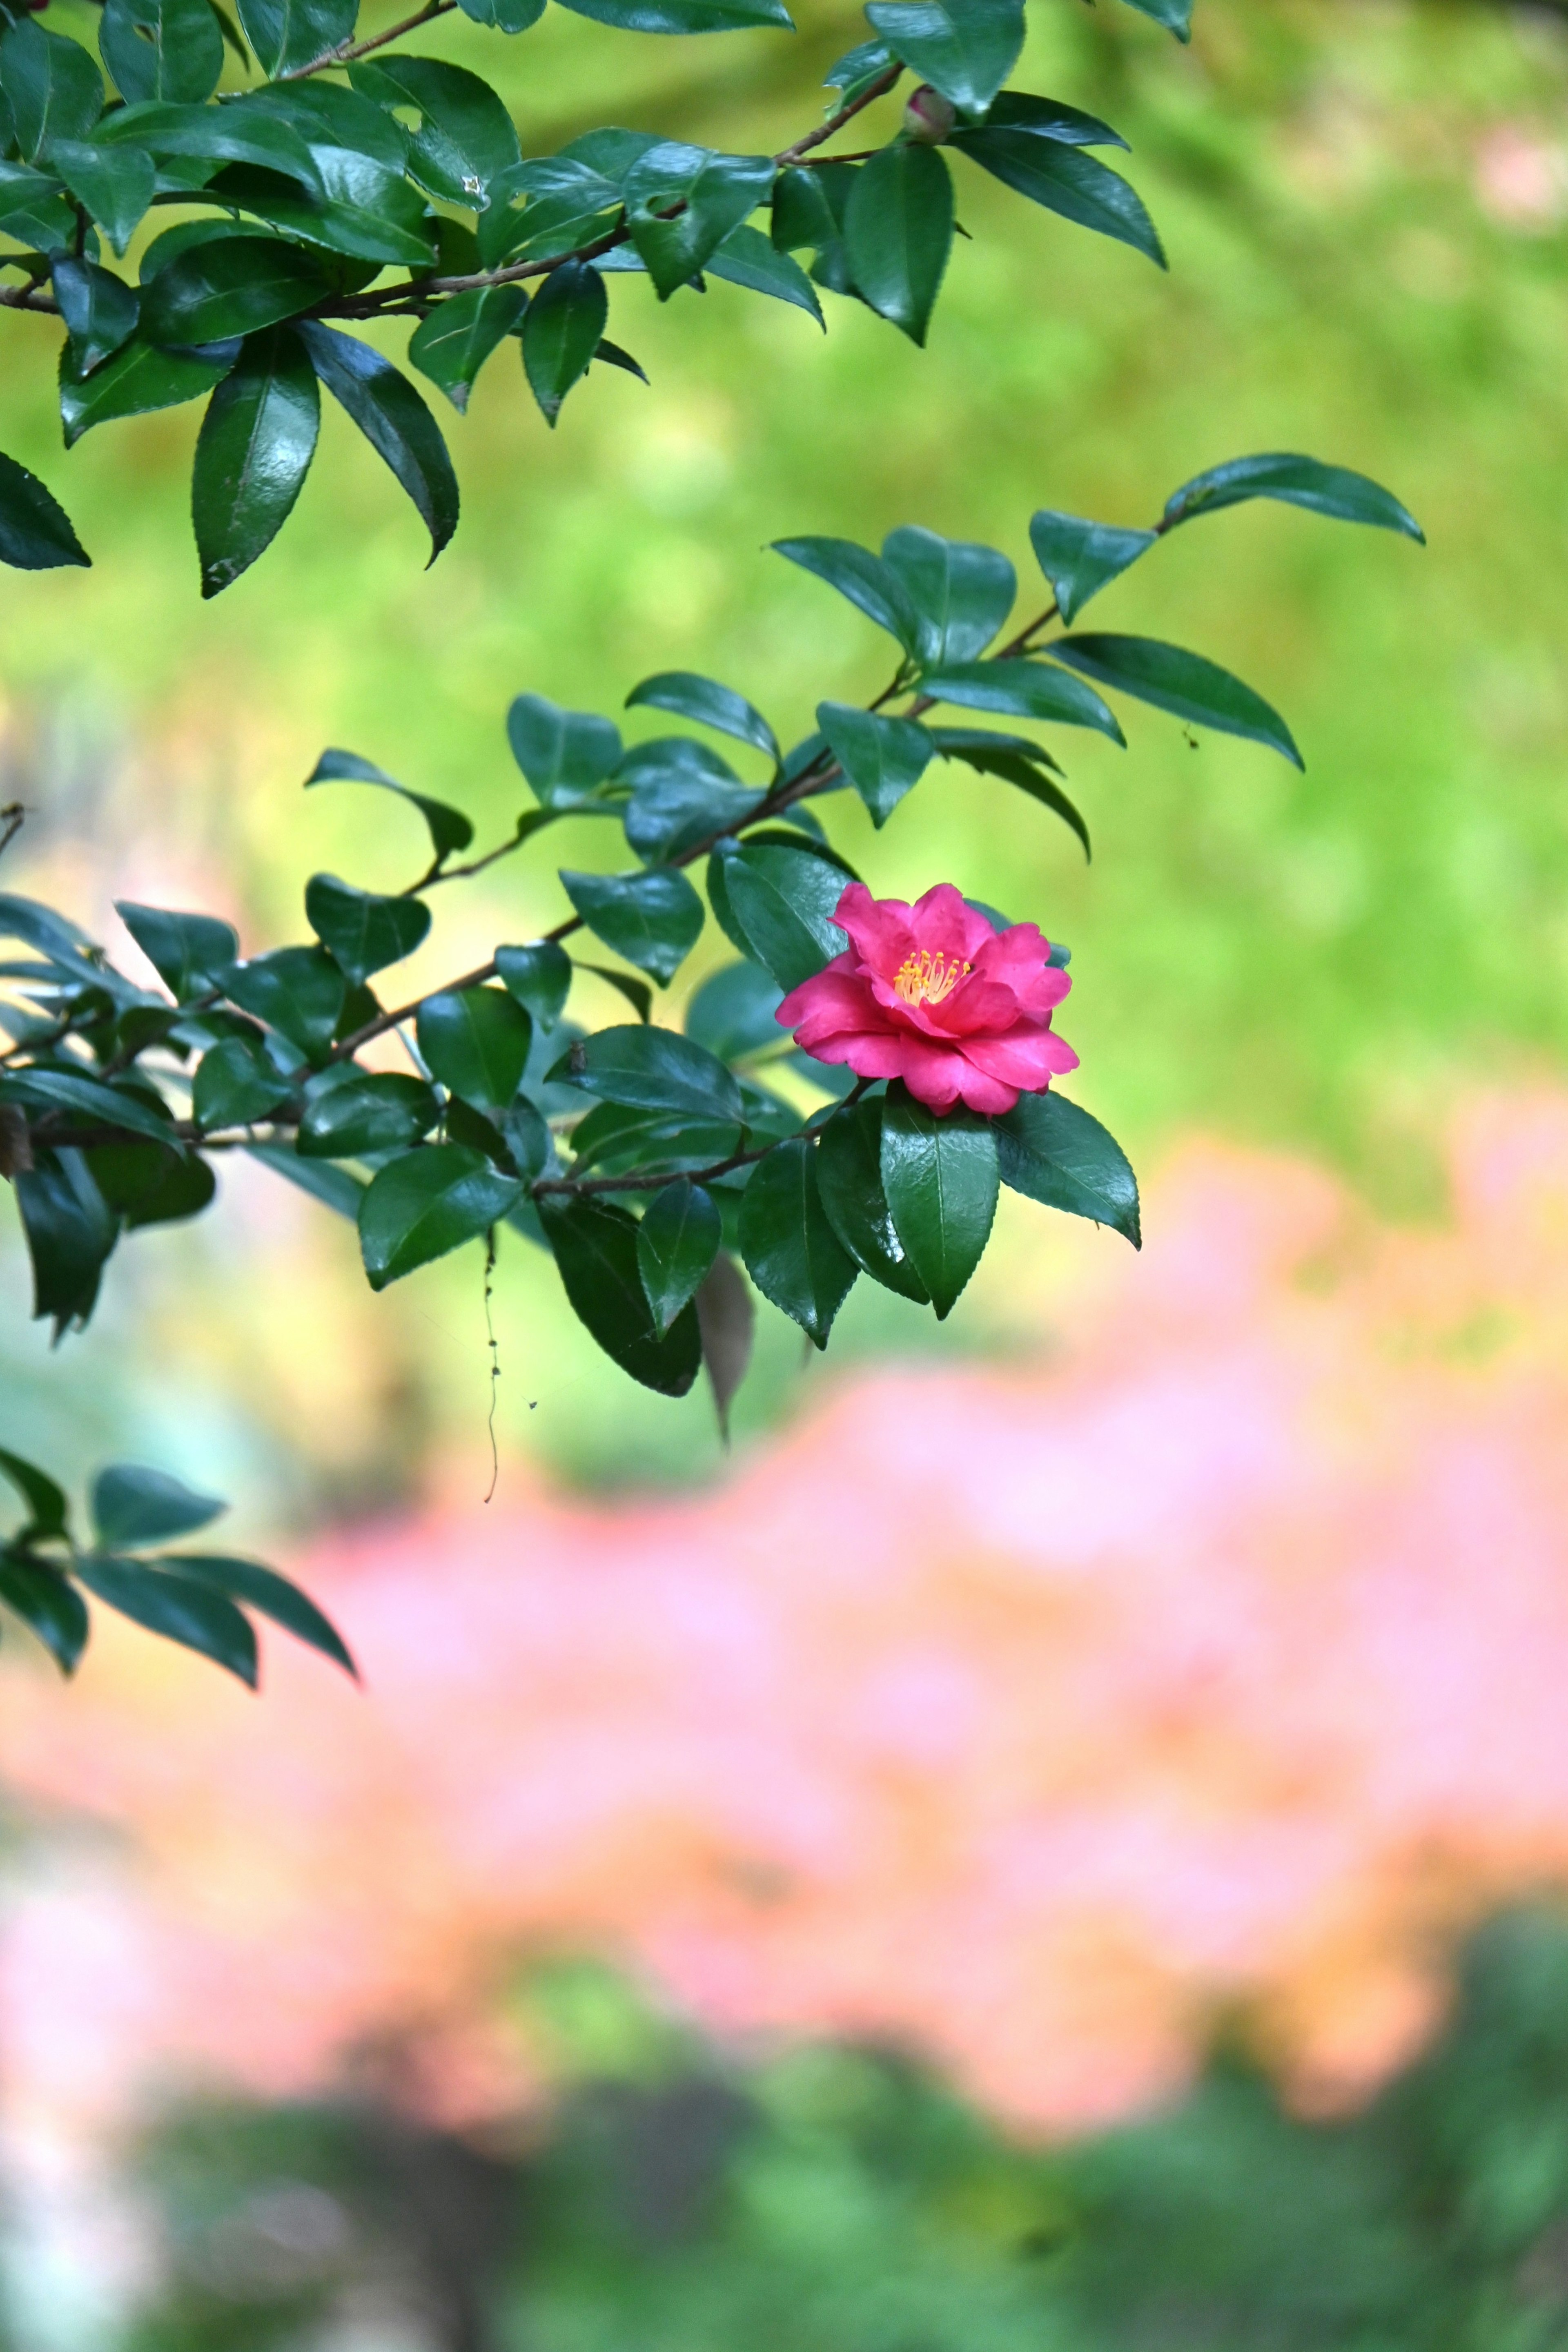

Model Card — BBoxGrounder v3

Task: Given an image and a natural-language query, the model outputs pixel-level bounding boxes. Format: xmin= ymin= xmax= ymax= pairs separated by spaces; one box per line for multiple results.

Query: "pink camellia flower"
xmin=776 ymin=881 xmax=1078 ymax=1117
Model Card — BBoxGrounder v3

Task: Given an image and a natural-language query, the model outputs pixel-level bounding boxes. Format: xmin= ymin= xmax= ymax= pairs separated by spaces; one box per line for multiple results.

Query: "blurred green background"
xmin=4 ymin=0 xmax=1566 ymax=1494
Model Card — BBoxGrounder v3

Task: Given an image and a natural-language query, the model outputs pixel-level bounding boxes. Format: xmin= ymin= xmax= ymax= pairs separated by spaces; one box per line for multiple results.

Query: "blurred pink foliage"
xmin=5 ymin=1086 xmax=1568 ymax=2145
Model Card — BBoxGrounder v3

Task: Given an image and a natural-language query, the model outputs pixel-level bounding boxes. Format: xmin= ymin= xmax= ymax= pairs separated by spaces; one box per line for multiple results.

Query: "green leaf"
xmin=930 ymin=735 xmax=1090 ymax=858
xmin=60 ymin=337 xmax=234 ymax=450
xmin=89 ymin=1137 xmax=215 ymax=1229
xmin=704 ymin=223 xmax=822 ymax=323
xmin=770 ymin=535 xmax=922 ymax=655
xmin=550 ymin=1023 xmax=743 ymax=1124
xmin=14 ymin=1149 xmax=114 ymax=1334
xmin=297 ymin=1071 xmax=437 ymax=1158
xmin=817 ymin=701 xmax=931 ymax=827
xmin=359 ymin=1143 xmax=521 ymax=1289
xmin=865 ymin=0 xmax=1020 ymax=108
xmin=1162 ymin=450 xmax=1425 ymax=542
xmin=538 ymin=1193 xmax=701 ymax=1391
xmin=0 ymin=449 xmax=89 ymax=571
xmin=140 ymin=235 xmax=329 ymax=346
xmin=982 ymin=91 xmax=1128 ymax=148
xmin=93 ymin=1462 xmax=225 ymax=1547
xmin=507 ymin=691 xmax=622 ymax=809
xmin=349 ymin=57 xmax=521 ymax=207
xmin=236 ymin=0 xmax=354 ymax=76
xmin=102 ymin=0 xmax=221 ymax=103
xmin=713 ymin=840 xmax=849 ymax=990
xmin=1050 ymin=634 xmax=1303 ymax=767
xmin=521 ymin=259 xmax=608 ymax=427
xmin=305 ymin=748 xmax=474 ymax=864
xmin=560 ymin=867 xmax=704 ymax=986
xmin=51 ymin=256 xmax=138 ymax=376
xmin=496 ymin=939 xmax=572 ymax=1029
xmin=477 ymin=153 xmax=621 ymax=269
xmin=210 ymin=154 xmax=438 ymax=273
xmin=626 ymin=143 xmax=775 ymax=299
xmin=221 ymin=945 xmax=346 ymax=1059
xmin=114 ymin=903 xmax=235 ymax=1001
xmin=879 ymin=1082 xmax=998 ymax=1318
xmin=409 ymin=285 xmax=528 ymax=414
xmin=166 ymin=1552 xmax=356 ymax=1674
xmin=637 ymin=1177 xmax=721 ymax=1333
xmin=843 ymin=143 xmax=952 ymax=346
xmin=74 ymin=1554 xmax=257 ymax=1685
xmin=554 ymin=0 xmax=791 ymax=31
xmin=815 ymin=1095 xmax=929 ymax=1300
xmin=1028 ymin=510 xmax=1156 ymax=625
xmin=949 ymin=129 xmax=1165 ymax=267
xmin=246 ymin=1137 xmax=365 ymax=1217
xmin=457 ymin=0 xmax=546 ymax=30
xmin=918 ymin=657 xmax=1124 ymax=742
xmin=0 ymin=1447 xmax=69 ymax=1541
xmin=0 ymin=1065 xmax=182 ymax=1147
xmin=1119 ymin=0 xmax=1191 ymax=38
xmin=693 ymin=1249 xmax=752 ymax=1438
xmin=626 ymin=671 xmax=778 ymax=765
xmin=996 ymin=1088 xmax=1139 ymax=1242
xmin=304 ymin=873 xmax=430 ymax=985
xmin=880 ymin=525 xmax=1015 ymax=664
xmin=771 ymin=163 xmax=839 ymax=252
xmin=102 ymin=98 xmax=321 ymax=186
xmin=0 ymin=21 xmax=103 ymax=161
xmin=824 ymin=34 xmax=893 ymax=96
xmin=684 ymin=960 xmax=783 ymax=1064
xmin=737 ymin=1135 xmax=856 ymax=1347
xmin=193 ymin=1034 xmax=292 ymax=1128
xmin=0 ymin=1558 xmax=88 ymax=1674
xmin=191 ymin=323 xmax=319 ymax=599
xmin=622 ymin=762 xmax=763 ymax=867
xmin=0 ymin=156 xmax=77 ymax=251
xmin=239 ymin=78 xmax=408 ymax=171
xmin=416 ymin=986 xmax=531 ymax=1115
xmin=296 ymin=323 xmax=459 ymax=567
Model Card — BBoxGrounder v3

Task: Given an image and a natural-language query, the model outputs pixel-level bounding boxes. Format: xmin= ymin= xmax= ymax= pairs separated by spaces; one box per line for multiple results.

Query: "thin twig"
xmin=280 ymin=0 xmax=456 ymax=79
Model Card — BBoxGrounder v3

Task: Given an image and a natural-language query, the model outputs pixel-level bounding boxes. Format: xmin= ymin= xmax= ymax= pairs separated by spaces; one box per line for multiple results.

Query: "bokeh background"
xmin=7 ymin=0 xmax=1568 ymax=2341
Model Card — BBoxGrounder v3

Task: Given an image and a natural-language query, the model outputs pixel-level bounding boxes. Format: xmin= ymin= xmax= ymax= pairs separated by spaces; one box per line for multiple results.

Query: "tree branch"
xmin=279 ymin=0 xmax=457 ymax=79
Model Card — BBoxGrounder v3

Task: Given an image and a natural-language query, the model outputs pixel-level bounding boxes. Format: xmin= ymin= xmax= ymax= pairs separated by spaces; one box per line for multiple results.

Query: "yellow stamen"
xmin=894 ymin=948 xmax=971 ymax=1008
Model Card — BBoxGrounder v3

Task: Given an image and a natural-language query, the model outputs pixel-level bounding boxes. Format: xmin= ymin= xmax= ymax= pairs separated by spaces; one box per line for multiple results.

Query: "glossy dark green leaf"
xmin=193 ymin=1035 xmax=292 ymax=1128
xmin=982 ymin=91 xmax=1128 ymax=148
xmin=0 ymin=1064 xmax=181 ymax=1146
xmin=296 ymin=323 xmax=459 ymax=567
xmin=880 ymin=1082 xmax=998 ymax=1319
xmin=305 ymin=748 xmax=474 ymax=865
xmin=684 ymin=960 xmax=783 ymax=1064
xmin=704 ymin=223 xmax=822 ymax=323
xmin=771 ymin=162 xmax=839 ymax=252
xmin=221 ymin=945 xmax=346 ymax=1059
xmin=140 ymin=235 xmax=329 ymax=346
xmin=866 ymin=0 xmax=1020 ymax=108
xmin=477 ymin=152 xmax=621 ymax=268
xmin=996 ymin=1089 xmax=1139 ymax=1243
xmin=211 ymin=154 xmax=437 ymax=272
xmin=930 ymin=735 xmax=1090 ymax=858
xmin=626 ymin=671 xmax=778 ymax=764
xmin=75 ymin=1554 xmax=257 ymax=1685
xmin=1050 ymin=634 xmax=1303 ymax=767
xmin=59 ymin=337 xmax=235 ymax=449
xmin=0 ymin=1558 xmax=88 ymax=1674
xmin=114 ymin=903 xmax=235 ymax=1002
xmin=191 ymin=323 xmax=319 ymax=598
xmin=950 ymin=130 xmax=1165 ymax=268
xmin=102 ymin=98 xmax=321 ymax=187
xmin=713 ymin=841 xmax=849 ymax=991
xmin=521 ymin=259 xmax=608 ymax=427
xmin=843 ymin=143 xmax=952 ymax=346
xmin=496 ymin=939 xmax=572 ymax=1029
xmin=0 ymin=1447 xmax=69 ymax=1541
xmin=304 ymin=873 xmax=430 ymax=985
xmin=93 ymin=1462 xmax=225 ymax=1547
xmin=817 ymin=701 xmax=931 ymax=827
xmin=349 ymin=56 xmax=520 ymax=207
xmin=623 ymin=767 xmax=762 ymax=867
xmin=0 ymin=20 xmax=104 ymax=161
xmin=240 ymin=78 xmax=408 ymax=170
xmin=51 ymin=256 xmax=138 ymax=376
xmin=416 ymin=986 xmax=531 ymax=1114
xmin=102 ymin=0 xmax=221 ymax=103
xmin=0 ymin=449 xmax=89 ymax=571
xmin=566 ymin=1098 xmax=731 ymax=1176
xmin=1028 ymin=510 xmax=1156 ymax=625
xmin=236 ymin=0 xmax=354 ymax=76
xmin=560 ymin=867 xmax=704 ymax=985
xmin=296 ymin=1071 xmax=437 ymax=1158
xmin=919 ymin=656 xmax=1124 ymax=742
xmin=737 ymin=1134 xmax=856 ymax=1347
xmin=538 ymin=1192 xmax=701 ymax=1393
xmin=1119 ymin=0 xmax=1191 ymax=38
xmin=457 ymin=0 xmax=546 ymax=30
xmin=637 ymin=1177 xmax=721 ymax=1333
xmin=88 ymin=1138 xmax=215 ymax=1229
xmin=507 ymin=693 xmax=621 ymax=809
xmin=14 ymin=1148 xmax=113 ymax=1334
xmin=771 ymin=534 xmax=922 ymax=655
xmin=409 ymin=284 xmax=528 ymax=414
xmin=550 ymin=1023 xmax=743 ymax=1124
xmin=359 ymin=1142 xmax=521 ymax=1289
xmin=1162 ymin=451 xmax=1425 ymax=542
xmin=627 ymin=143 xmax=775 ymax=299
xmin=880 ymin=526 xmax=1015 ymax=664
xmin=815 ymin=1095 xmax=929 ymax=1301
xmin=554 ymin=0 xmax=791 ymax=31
xmin=167 ymin=1552 xmax=356 ymax=1674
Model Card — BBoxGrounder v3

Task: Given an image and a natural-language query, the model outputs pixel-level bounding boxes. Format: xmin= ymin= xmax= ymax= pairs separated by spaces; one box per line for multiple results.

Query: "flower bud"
xmin=903 ymin=85 xmax=957 ymax=144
